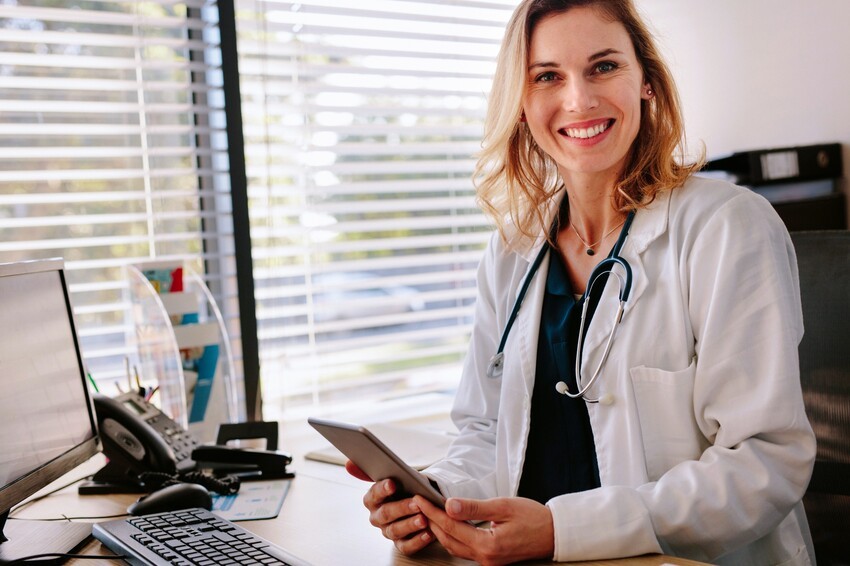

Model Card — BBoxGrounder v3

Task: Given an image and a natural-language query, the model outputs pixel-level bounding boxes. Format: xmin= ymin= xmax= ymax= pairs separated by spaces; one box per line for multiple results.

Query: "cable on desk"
xmin=3 ymin=552 xmax=128 ymax=565
xmin=8 ymin=475 xmax=93 ymax=517
xmin=8 ymin=512 xmax=130 ymax=522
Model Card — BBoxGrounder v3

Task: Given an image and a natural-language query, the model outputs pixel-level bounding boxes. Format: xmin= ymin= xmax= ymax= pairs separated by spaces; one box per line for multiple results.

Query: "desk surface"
xmin=11 ymin=420 xmax=710 ymax=566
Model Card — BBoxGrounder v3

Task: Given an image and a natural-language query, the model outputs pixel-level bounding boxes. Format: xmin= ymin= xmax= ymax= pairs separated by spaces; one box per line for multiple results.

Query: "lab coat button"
xmin=599 ymin=393 xmax=615 ymax=406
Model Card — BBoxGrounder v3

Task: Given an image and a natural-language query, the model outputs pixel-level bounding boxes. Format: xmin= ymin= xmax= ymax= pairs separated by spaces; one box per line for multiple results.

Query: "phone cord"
xmin=139 ymin=470 xmax=241 ymax=495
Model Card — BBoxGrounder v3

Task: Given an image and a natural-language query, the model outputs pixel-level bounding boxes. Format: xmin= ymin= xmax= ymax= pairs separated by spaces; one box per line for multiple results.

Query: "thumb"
xmin=445 ymin=497 xmax=506 ymax=522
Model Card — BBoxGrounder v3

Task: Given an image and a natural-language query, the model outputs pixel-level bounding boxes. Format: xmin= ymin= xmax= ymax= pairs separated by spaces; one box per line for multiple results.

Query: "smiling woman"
xmin=346 ymin=1 xmax=818 ymax=564
xmin=522 ymin=9 xmax=650 ymax=200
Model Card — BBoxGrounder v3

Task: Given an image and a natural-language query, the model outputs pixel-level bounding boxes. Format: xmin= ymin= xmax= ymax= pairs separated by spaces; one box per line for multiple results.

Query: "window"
xmin=233 ymin=0 xmax=515 ymax=418
xmin=0 ymin=0 xmax=242 ymax=406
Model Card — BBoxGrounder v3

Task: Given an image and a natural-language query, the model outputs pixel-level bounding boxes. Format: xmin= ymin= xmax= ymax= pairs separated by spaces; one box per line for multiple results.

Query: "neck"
xmin=558 ymin=168 xmax=623 ymax=234
xmin=557 ymin=177 xmax=625 ymax=257
xmin=562 ymin=192 xmax=624 ymax=241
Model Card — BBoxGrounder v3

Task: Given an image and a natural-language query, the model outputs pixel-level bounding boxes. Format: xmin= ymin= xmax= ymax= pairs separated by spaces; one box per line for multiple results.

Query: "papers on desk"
xmin=211 ymin=479 xmax=291 ymax=521
xmin=306 ymin=423 xmax=454 ymax=470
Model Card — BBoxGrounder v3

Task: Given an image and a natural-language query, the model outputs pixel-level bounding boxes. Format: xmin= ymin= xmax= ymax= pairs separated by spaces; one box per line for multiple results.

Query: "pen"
xmin=86 ymin=372 xmax=100 ymax=393
xmin=124 ymin=357 xmax=132 ymax=392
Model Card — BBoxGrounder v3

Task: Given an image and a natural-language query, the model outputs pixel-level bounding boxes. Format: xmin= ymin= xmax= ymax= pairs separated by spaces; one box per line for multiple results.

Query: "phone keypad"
xmin=147 ymin=414 xmax=200 ymax=465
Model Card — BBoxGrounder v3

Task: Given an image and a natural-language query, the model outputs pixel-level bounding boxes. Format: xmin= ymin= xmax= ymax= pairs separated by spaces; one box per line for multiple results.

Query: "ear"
xmin=641 ymin=83 xmax=654 ymax=100
xmin=519 ymin=111 xmax=527 ymax=123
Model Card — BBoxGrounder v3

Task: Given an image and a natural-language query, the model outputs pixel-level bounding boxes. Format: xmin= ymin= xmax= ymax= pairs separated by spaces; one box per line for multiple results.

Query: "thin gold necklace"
xmin=569 ymin=218 xmax=626 ymax=256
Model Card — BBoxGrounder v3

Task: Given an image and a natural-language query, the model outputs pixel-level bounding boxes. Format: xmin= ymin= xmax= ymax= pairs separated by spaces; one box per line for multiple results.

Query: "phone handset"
xmin=86 ymin=393 xmax=201 ymax=492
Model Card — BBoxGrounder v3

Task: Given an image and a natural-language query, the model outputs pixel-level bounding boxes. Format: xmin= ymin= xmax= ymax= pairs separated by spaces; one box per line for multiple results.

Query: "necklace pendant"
xmin=586 ymin=248 xmax=595 ymax=256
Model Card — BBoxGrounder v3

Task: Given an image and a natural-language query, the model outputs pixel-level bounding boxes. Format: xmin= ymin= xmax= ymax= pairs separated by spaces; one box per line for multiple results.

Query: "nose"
xmin=561 ymin=78 xmax=598 ymax=112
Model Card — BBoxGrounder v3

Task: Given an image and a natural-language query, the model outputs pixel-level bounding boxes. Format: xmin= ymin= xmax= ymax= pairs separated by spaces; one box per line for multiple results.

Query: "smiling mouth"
xmin=560 ymin=119 xmax=613 ymax=139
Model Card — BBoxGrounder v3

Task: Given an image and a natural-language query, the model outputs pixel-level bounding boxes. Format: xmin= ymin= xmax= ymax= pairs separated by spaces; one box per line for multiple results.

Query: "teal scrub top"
xmin=517 ymin=243 xmax=604 ymax=503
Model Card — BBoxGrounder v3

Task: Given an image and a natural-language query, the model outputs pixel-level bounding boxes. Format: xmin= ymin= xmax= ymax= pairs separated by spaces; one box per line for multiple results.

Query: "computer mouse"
xmin=128 ymin=482 xmax=213 ymax=516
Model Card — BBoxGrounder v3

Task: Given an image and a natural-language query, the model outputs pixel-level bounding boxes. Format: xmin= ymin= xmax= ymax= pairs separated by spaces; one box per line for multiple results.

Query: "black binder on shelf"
xmin=702 ymin=143 xmax=842 ymax=186
xmin=699 ymin=142 xmax=846 ymax=231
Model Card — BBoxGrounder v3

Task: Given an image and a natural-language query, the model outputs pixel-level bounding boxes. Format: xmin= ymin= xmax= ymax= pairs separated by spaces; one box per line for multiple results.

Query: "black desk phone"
xmin=80 ymin=392 xmax=201 ymax=493
xmin=80 ymin=392 xmax=293 ymax=494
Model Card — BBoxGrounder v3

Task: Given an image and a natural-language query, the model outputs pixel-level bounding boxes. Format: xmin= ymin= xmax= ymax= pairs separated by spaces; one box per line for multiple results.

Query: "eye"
xmin=534 ymin=71 xmax=558 ymax=83
xmin=595 ymin=61 xmax=618 ymax=74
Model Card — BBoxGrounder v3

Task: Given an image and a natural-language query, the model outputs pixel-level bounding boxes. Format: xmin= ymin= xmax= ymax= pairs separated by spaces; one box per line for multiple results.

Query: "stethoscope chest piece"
xmin=487 ymin=351 xmax=505 ymax=378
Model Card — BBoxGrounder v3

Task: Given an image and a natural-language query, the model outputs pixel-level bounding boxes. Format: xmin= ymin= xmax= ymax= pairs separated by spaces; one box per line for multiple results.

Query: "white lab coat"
xmin=424 ymin=176 xmax=817 ymax=564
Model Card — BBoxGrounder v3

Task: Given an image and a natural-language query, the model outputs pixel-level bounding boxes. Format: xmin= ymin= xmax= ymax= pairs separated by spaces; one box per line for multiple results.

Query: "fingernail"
xmin=384 ymin=480 xmax=392 ymax=494
xmin=448 ymin=499 xmax=462 ymax=514
xmin=421 ymin=532 xmax=431 ymax=542
xmin=414 ymin=516 xmax=425 ymax=528
xmin=408 ymin=500 xmax=419 ymax=512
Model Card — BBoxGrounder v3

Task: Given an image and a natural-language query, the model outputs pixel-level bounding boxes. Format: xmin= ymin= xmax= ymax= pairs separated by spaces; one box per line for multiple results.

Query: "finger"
xmin=383 ymin=511 xmax=429 ymax=542
xmin=345 ymin=459 xmax=373 ymax=482
xmin=426 ymin=518 xmax=476 ymax=561
xmin=370 ymin=496 xmax=418 ymax=529
xmin=415 ymin=496 xmax=482 ymax=549
xmin=394 ymin=529 xmax=434 ymax=556
xmin=363 ymin=479 xmax=396 ymax=511
xmin=445 ymin=497 xmax=507 ymax=523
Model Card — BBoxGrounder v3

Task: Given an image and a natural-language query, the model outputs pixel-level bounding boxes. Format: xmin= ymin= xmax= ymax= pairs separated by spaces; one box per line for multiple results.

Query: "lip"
xmin=562 ymin=118 xmax=611 ymax=130
xmin=558 ymin=118 xmax=614 ymax=145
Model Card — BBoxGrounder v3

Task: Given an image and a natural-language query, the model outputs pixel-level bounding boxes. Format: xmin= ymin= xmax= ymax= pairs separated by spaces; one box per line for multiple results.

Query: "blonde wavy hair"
xmin=475 ymin=0 xmax=703 ymax=246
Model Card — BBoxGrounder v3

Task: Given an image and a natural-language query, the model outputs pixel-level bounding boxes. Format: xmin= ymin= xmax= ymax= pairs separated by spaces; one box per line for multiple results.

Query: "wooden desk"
xmin=11 ymin=423 xmax=709 ymax=566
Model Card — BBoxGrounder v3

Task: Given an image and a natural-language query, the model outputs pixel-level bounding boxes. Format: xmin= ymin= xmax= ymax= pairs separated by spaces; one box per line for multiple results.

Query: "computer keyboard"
xmin=92 ymin=507 xmax=310 ymax=566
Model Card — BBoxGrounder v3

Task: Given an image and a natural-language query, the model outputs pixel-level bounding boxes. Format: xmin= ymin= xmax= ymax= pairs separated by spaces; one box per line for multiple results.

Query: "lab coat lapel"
xmin=514 ymin=240 xmax=552 ymax=399
xmin=578 ymin=191 xmax=671 ymax=376
xmin=509 ymin=193 xmax=564 ymax=399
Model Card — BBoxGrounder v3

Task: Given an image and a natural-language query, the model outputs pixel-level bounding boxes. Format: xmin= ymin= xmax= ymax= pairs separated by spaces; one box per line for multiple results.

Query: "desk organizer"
xmin=126 ymin=262 xmax=243 ymax=442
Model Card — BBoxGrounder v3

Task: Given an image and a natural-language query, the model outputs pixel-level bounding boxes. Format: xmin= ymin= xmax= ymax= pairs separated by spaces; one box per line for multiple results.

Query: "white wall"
xmin=635 ymin=0 xmax=850 ymax=203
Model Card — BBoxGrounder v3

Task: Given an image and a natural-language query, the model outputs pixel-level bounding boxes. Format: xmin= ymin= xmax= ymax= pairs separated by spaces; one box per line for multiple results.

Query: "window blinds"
xmin=234 ymin=0 xmax=515 ymax=417
xmin=0 ymin=0 xmax=241 ymax=398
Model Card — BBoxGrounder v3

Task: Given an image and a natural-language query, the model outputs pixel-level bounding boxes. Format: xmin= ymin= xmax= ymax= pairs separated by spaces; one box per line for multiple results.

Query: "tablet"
xmin=307 ymin=417 xmax=446 ymax=508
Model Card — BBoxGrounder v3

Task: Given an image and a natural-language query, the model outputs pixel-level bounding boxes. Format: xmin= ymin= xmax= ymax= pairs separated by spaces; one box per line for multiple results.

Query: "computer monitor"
xmin=0 ymin=259 xmax=100 ymax=562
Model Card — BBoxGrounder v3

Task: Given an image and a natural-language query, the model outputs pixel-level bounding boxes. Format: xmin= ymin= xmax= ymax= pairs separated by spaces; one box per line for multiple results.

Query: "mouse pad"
xmin=211 ymin=479 xmax=291 ymax=521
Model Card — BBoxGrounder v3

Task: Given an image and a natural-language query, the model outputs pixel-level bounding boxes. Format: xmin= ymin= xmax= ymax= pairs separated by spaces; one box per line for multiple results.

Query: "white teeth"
xmin=564 ymin=121 xmax=609 ymax=139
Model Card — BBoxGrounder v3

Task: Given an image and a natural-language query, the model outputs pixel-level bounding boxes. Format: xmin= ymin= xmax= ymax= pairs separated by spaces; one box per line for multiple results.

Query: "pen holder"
xmin=126 ymin=262 xmax=244 ymax=441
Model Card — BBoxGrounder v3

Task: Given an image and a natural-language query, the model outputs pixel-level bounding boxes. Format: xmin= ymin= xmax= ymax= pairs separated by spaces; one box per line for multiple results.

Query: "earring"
xmin=645 ymin=87 xmax=654 ymax=97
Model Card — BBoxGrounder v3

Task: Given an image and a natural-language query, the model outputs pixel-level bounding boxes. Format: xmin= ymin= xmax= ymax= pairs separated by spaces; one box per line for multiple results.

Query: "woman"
xmin=348 ymin=0 xmax=816 ymax=563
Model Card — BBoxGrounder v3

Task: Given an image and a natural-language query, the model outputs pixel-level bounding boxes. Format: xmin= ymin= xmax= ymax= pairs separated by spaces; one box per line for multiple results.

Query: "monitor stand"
xmin=0 ymin=510 xmax=92 ymax=563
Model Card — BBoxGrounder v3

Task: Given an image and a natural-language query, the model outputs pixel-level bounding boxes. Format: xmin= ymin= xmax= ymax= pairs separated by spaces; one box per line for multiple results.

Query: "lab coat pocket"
xmin=629 ymin=360 xmax=705 ymax=482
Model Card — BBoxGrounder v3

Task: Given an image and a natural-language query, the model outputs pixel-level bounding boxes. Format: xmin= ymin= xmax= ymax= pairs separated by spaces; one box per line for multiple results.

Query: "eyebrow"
xmin=527 ymin=48 xmax=625 ymax=71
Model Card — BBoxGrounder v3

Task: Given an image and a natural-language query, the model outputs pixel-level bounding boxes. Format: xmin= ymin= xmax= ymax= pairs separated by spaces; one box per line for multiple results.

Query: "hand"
xmin=415 ymin=495 xmax=554 ymax=566
xmin=344 ymin=459 xmax=434 ymax=555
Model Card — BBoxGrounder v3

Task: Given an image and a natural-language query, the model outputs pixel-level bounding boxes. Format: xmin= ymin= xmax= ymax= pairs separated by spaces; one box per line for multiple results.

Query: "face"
xmin=522 ymin=6 xmax=651 ymax=189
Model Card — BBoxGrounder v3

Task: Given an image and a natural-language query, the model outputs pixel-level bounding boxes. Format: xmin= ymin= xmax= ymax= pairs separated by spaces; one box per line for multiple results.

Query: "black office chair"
xmin=792 ymin=230 xmax=850 ymax=566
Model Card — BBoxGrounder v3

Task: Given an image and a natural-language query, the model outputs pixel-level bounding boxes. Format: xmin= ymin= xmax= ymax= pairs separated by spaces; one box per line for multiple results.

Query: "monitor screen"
xmin=0 ymin=259 xmax=100 ymax=561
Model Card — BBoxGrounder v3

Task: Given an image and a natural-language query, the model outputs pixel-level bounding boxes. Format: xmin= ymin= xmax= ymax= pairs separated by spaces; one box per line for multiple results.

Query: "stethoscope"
xmin=486 ymin=210 xmax=635 ymax=404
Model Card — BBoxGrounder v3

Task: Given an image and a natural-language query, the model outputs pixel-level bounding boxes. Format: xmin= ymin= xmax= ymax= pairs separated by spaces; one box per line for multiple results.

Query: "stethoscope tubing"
xmin=486 ymin=210 xmax=636 ymax=403
xmin=487 ymin=232 xmax=552 ymax=378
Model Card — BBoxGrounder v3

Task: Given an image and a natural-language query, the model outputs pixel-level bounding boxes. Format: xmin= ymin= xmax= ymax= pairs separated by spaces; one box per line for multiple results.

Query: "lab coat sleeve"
xmin=546 ymin=192 xmax=816 ymax=562
xmin=423 ymin=232 xmax=507 ymax=500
